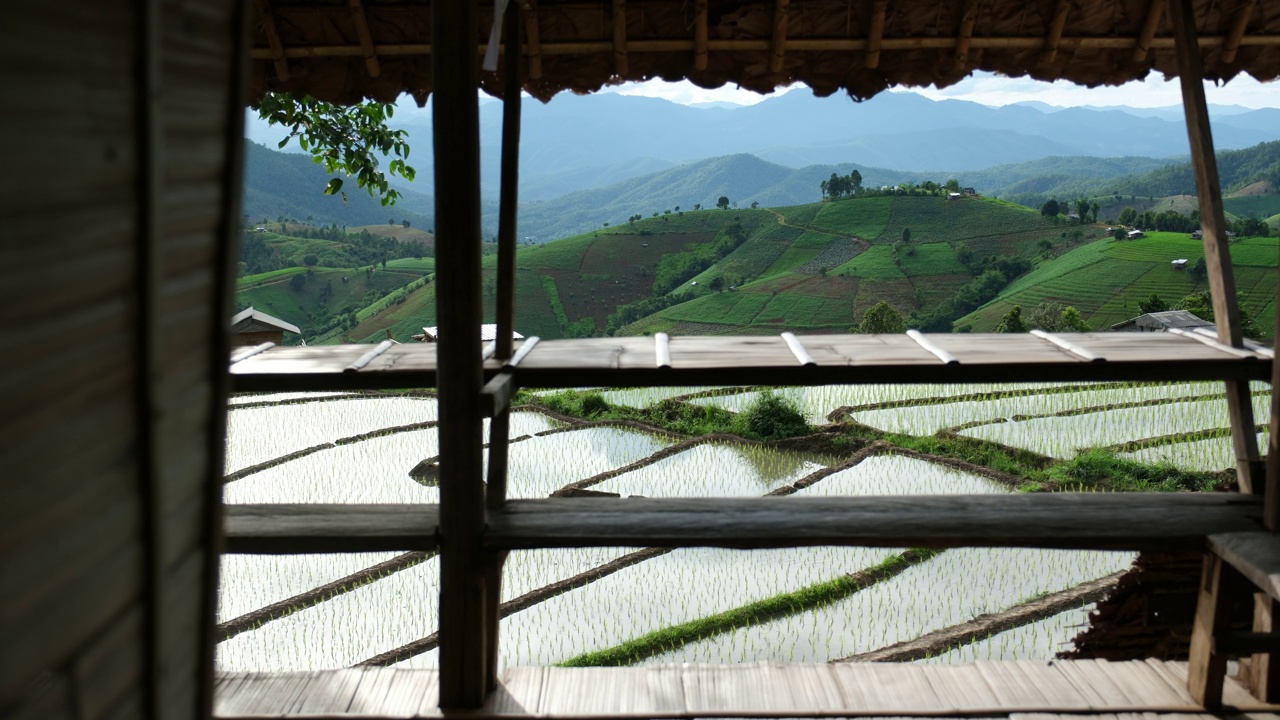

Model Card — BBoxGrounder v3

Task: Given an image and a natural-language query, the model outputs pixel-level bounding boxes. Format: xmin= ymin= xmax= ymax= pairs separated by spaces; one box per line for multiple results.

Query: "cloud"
xmin=599 ymin=72 xmax=1280 ymax=109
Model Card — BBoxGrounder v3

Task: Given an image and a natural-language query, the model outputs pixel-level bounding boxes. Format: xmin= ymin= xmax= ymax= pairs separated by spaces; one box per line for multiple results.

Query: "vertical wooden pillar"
xmin=433 ymin=0 xmax=489 ymax=708
xmin=483 ymin=3 xmax=523 ymax=690
xmin=1169 ymin=0 xmax=1260 ymax=495
xmin=1250 ymin=595 xmax=1280 ymax=702
xmin=1188 ymin=554 xmax=1233 ymax=709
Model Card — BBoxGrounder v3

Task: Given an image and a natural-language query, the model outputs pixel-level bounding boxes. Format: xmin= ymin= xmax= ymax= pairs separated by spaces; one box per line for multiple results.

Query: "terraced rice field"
xmin=217 ymin=379 xmax=1267 ymax=673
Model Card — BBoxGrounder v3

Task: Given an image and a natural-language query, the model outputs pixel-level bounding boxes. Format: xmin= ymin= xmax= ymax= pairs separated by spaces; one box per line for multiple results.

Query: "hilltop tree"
xmin=1118 ymin=207 xmax=1137 ymax=226
xmin=1112 ymin=227 xmax=1128 ymax=241
xmin=1138 ymin=293 xmax=1169 ymax=314
xmin=854 ymin=301 xmax=906 ymax=334
xmin=716 ymin=196 xmax=730 ymax=210
xmin=1040 ymin=199 xmax=1060 ymax=217
xmin=1060 ymin=306 xmax=1090 ymax=332
xmin=1177 ymin=290 xmax=1263 ymax=338
xmin=902 ymin=228 xmax=912 ymax=243
xmin=1090 ymin=201 xmax=1101 ymax=223
xmin=402 ymin=219 xmax=411 ymax=228
xmin=996 ymin=305 xmax=1028 ymax=333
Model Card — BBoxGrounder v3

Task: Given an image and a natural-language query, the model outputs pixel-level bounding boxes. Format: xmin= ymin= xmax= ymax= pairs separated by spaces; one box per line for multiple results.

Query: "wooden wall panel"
xmin=2 ymin=0 xmax=245 ymax=715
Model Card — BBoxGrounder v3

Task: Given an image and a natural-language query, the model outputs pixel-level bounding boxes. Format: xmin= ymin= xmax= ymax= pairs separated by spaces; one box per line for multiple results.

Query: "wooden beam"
xmin=770 ymin=0 xmax=789 ymax=73
xmin=694 ymin=0 xmax=708 ymax=70
xmin=1040 ymin=0 xmax=1071 ymax=66
xmin=228 ymin=333 xmax=1272 ymax=394
xmin=224 ymin=504 xmax=441 ymax=554
xmin=865 ymin=0 xmax=887 ymax=69
xmin=479 ymin=372 xmax=516 ymax=418
xmin=252 ymin=0 xmax=291 ymax=81
xmin=1170 ymin=0 xmax=1260 ymax=493
xmin=496 ymin=2 xmax=522 ymax=362
xmin=1269 ymin=269 xmax=1280 ymax=530
xmin=1133 ymin=0 xmax=1166 ymax=63
xmin=248 ymin=33 xmax=1280 ymax=60
xmin=952 ymin=0 xmax=979 ymax=70
xmin=1223 ymin=0 xmax=1258 ymax=64
xmin=137 ymin=0 xmax=164 ymax=713
xmin=1251 ymin=594 xmax=1280 ymax=701
xmin=432 ymin=0 xmax=489 ymax=706
xmin=1209 ymin=532 xmax=1280 ymax=603
xmin=348 ymin=0 xmax=381 ymax=77
xmin=202 ymin=1 xmax=252 ymax=712
xmin=1188 ymin=554 xmax=1234 ymax=709
xmin=487 ymin=494 xmax=1264 ymax=550
xmin=612 ymin=0 xmax=628 ymax=76
xmin=524 ymin=0 xmax=542 ymax=79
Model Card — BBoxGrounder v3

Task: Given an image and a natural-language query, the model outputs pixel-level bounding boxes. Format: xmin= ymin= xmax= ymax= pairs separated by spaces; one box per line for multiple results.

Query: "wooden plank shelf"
xmin=487 ymin=494 xmax=1264 ymax=551
xmin=228 ymin=333 xmax=1272 ymax=393
xmin=222 ymin=494 xmax=1262 ymax=554
xmin=1209 ymin=531 xmax=1280 ymax=602
xmin=213 ymin=661 xmax=1280 ymax=718
xmin=224 ymin=504 xmax=440 ymax=554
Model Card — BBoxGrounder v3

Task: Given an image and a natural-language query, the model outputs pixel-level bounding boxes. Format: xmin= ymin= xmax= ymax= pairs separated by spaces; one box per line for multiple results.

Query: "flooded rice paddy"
xmin=217 ymin=380 xmax=1267 ymax=672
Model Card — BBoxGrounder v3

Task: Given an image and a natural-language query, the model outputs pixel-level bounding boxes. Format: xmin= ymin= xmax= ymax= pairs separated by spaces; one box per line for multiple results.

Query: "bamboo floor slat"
xmin=213 ymin=661 xmax=1280 ymax=718
xmin=228 ymin=333 xmax=1272 ymax=392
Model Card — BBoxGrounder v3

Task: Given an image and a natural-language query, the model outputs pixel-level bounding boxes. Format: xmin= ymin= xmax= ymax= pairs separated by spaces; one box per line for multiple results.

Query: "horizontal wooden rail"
xmin=224 ymin=504 xmax=440 ymax=553
xmin=486 ymin=494 xmax=1263 ymax=551
xmin=222 ymin=494 xmax=1261 ymax=554
xmin=229 ymin=333 xmax=1271 ymax=393
xmin=1209 ymin=531 xmax=1280 ymax=602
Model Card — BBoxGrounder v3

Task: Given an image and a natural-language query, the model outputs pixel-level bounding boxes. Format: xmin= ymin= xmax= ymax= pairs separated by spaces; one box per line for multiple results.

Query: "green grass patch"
xmin=833 ymin=245 xmax=905 ymax=279
xmin=897 ymin=243 xmax=965 ymax=276
xmin=383 ymin=257 xmax=436 ymax=273
xmin=810 ymin=196 xmax=893 ymax=240
xmin=541 ymin=276 xmax=569 ymax=329
xmin=558 ymin=548 xmax=942 ymax=667
xmin=1224 ymin=194 xmax=1280 ymax=220
xmin=1229 ymin=236 xmax=1280 ymax=267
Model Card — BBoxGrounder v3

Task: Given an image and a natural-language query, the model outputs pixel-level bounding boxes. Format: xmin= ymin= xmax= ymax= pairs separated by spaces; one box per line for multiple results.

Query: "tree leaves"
xmin=252 ymin=92 xmax=417 ymax=206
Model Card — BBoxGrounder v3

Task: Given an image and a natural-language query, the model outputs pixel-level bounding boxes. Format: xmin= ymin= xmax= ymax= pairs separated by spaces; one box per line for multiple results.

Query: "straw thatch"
xmin=249 ymin=0 xmax=1280 ymax=104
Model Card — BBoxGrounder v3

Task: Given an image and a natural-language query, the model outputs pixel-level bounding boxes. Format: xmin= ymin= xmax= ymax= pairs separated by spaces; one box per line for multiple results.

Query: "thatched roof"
xmin=249 ymin=0 xmax=1280 ymax=105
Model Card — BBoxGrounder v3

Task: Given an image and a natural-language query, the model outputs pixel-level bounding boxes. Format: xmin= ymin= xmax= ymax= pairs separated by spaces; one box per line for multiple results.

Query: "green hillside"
xmin=958 ymin=231 xmax=1278 ymax=333
xmin=335 ymin=209 xmax=778 ymax=343
xmin=625 ymin=195 xmax=1089 ymax=335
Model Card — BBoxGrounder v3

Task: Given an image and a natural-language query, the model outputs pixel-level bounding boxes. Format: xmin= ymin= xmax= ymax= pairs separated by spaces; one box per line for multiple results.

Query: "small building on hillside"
xmin=230 ymin=307 xmax=301 ymax=347
xmin=963 ymin=187 xmax=977 ymax=196
xmin=1191 ymin=229 xmax=1203 ymax=240
xmin=1110 ymin=310 xmax=1213 ymax=333
xmin=948 ymin=192 xmax=962 ymax=200
xmin=1127 ymin=229 xmax=1145 ymax=239
xmin=1171 ymin=258 xmax=1189 ymax=270
xmin=415 ymin=324 xmax=524 ymax=343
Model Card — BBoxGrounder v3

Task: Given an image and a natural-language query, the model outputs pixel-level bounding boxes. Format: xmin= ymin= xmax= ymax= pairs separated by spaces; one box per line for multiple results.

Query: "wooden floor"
xmin=228 ymin=332 xmax=1272 ymax=392
xmin=214 ymin=661 xmax=1280 ymax=718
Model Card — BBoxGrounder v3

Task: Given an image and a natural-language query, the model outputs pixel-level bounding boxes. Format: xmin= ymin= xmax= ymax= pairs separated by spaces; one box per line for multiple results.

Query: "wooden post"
xmin=496 ymin=4 xmax=521 ymax=363
xmin=1269 ymin=251 xmax=1280 ymax=530
xmin=433 ymin=0 xmax=489 ymax=707
xmin=1250 ymin=594 xmax=1280 ymax=701
xmin=1170 ymin=0 xmax=1260 ymax=494
xmin=1188 ymin=554 xmax=1233 ymax=709
xmin=482 ymin=3 xmax=522 ymax=691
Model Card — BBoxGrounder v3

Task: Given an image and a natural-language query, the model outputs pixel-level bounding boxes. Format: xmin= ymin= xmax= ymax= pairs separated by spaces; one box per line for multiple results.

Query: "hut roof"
xmin=418 ymin=324 xmax=525 ymax=341
xmin=249 ymin=0 xmax=1280 ymax=105
xmin=1110 ymin=309 xmax=1215 ymax=331
xmin=231 ymin=307 xmax=302 ymax=335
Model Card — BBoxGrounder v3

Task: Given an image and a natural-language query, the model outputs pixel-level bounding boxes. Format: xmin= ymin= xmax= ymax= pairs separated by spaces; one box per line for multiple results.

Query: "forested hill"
xmin=1093 ymin=140 xmax=1280 ymax=199
xmin=242 ymin=142 xmax=436 ymax=229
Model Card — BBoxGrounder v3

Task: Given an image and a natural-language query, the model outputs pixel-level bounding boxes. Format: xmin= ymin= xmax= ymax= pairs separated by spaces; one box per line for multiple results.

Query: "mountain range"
xmin=243 ymin=90 xmax=1280 ymax=240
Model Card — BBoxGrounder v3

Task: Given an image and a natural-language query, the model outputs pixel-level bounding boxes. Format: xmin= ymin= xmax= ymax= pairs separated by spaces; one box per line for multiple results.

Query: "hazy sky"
xmin=603 ymin=70 xmax=1280 ymax=109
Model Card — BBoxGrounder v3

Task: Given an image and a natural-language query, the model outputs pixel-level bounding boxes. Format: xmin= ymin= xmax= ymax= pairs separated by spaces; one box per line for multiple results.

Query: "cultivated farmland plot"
xmin=217 ymin=379 xmax=1268 ymax=672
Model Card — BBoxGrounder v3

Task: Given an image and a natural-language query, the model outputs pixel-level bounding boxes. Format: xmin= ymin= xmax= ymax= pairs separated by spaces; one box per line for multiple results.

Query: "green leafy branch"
xmin=252 ymin=92 xmax=416 ymax=206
